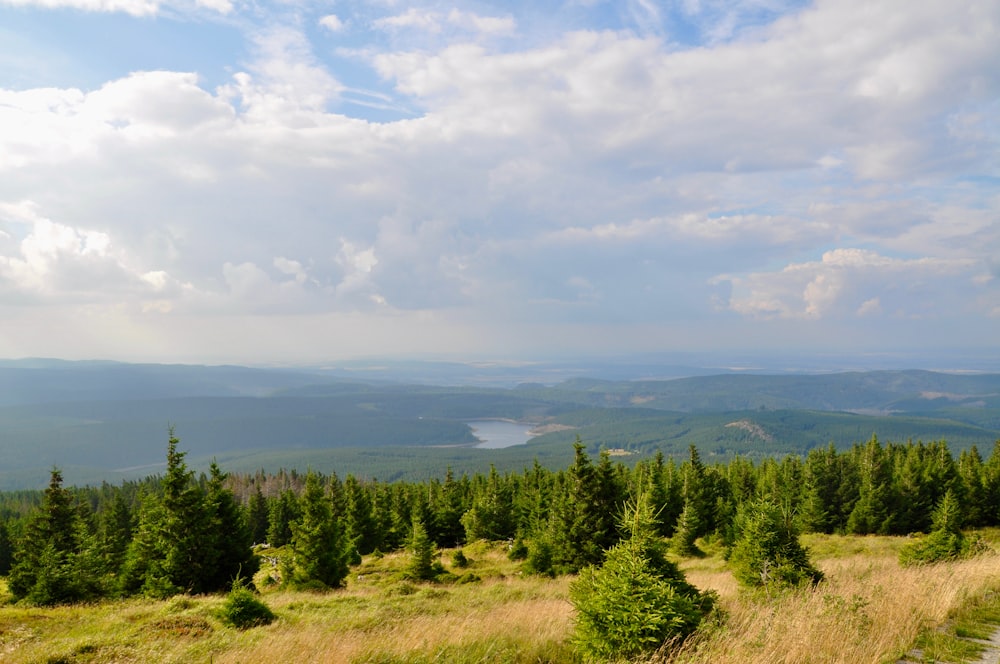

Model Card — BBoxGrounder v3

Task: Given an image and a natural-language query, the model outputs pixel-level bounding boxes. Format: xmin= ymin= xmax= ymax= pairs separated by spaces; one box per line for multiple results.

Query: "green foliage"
xmin=451 ymin=549 xmax=469 ymax=568
xmin=283 ymin=471 xmax=350 ymax=590
xmin=219 ymin=577 xmax=275 ymax=629
xmin=8 ymin=468 xmax=105 ymax=605
xmin=507 ymin=538 xmax=528 ymax=561
xmin=546 ymin=441 xmax=621 ymax=573
xmin=405 ymin=516 xmax=440 ymax=581
xmin=523 ymin=536 xmax=555 ymax=576
xmin=898 ymin=490 xmax=990 ymax=566
xmin=461 ymin=466 xmax=516 ymax=542
xmin=570 ymin=496 xmax=713 ymax=662
xmin=727 ymin=498 xmax=823 ymax=590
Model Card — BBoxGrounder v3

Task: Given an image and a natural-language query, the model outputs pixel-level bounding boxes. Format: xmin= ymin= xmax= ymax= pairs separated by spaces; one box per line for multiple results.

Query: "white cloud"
xmin=0 ymin=0 xmax=234 ymax=15
xmin=374 ymin=8 xmax=443 ymax=33
xmin=0 ymin=0 xmax=158 ymax=15
xmin=0 ymin=0 xmax=997 ymax=361
xmin=319 ymin=14 xmax=345 ymax=32
xmin=0 ymin=200 xmax=186 ymax=304
xmin=446 ymin=9 xmax=516 ymax=35
xmin=717 ymin=249 xmax=986 ymax=320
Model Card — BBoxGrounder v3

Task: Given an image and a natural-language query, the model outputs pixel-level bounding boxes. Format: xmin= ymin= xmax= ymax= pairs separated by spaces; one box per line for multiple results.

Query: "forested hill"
xmin=518 ymin=370 xmax=1000 ymax=413
xmin=0 ymin=360 xmax=999 ymax=490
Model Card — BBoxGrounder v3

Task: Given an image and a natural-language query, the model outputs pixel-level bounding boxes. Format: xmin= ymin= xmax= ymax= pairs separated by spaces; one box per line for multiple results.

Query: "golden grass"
xmin=4 ymin=536 xmax=1000 ymax=664
xmin=674 ymin=539 xmax=1000 ymax=664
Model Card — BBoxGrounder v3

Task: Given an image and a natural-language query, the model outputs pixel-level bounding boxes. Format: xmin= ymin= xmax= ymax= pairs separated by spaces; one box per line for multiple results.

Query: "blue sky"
xmin=0 ymin=0 xmax=997 ymax=366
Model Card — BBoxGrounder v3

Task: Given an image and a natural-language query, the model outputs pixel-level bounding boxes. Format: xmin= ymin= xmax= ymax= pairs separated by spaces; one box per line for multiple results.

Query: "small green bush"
xmin=898 ymin=491 xmax=990 ymax=567
xmin=452 ymin=549 xmax=470 ymax=568
xmin=570 ymin=495 xmax=714 ymax=662
xmin=219 ymin=579 xmax=275 ymax=629
xmin=727 ymin=499 xmax=823 ymax=590
xmin=507 ymin=539 xmax=529 ymax=561
xmin=523 ymin=537 xmax=555 ymax=577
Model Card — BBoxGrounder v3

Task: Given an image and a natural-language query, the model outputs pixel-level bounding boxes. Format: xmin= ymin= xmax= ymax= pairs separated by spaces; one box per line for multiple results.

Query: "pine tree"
xmin=343 ymin=474 xmax=379 ymax=555
xmin=800 ymin=444 xmax=840 ymax=534
xmin=430 ymin=467 xmax=468 ymax=548
xmin=673 ymin=445 xmax=713 ymax=555
xmin=727 ymin=498 xmax=823 ymax=591
xmin=899 ymin=489 xmax=983 ymax=566
xmin=959 ymin=446 xmax=987 ymax=528
xmin=283 ymin=471 xmax=349 ymax=590
xmin=0 ymin=519 xmax=13 ymax=576
xmin=548 ymin=441 xmax=621 ymax=573
xmin=267 ymin=490 xmax=300 ymax=547
xmin=847 ymin=436 xmax=894 ymax=535
xmin=201 ymin=462 xmax=257 ymax=591
xmin=119 ymin=429 xmax=213 ymax=597
xmin=461 ymin=465 xmax=516 ymax=542
xmin=8 ymin=468 xmax=105 ymax=605
xmin=98 ymin=490 xmax=134 ymax=576
xmin=570 ymin=493 xmax=715 ymax=661
xmin=247 ymin=484 xmax=270 ymax=545
xmin=405 ymin=514 xmax=438 ymax=581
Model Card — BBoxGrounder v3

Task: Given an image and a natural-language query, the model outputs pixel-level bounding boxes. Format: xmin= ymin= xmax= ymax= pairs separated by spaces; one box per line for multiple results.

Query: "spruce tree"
xmin=247 ymin=484 xmax=270 ymax=545
xmin=847 ymin=436 xmax=894 ymax=535
xmin=99 ymin=490 xmax=134 ymax=574
xmin=727 ymin=498 xmax=823 ymax=591
xmin=571 ymin=494 xmax=714 ymax=661
xmin=8 ymin=468 xmax=105 ymax=605
xmin=461 ymin=465 xmax=516 ymax=542
xmin=673 ymin=445 xmax=713 ymax=556
xmin=283 ymin=471 xmax=349 ymax=590
xmin=0 ymin=519 xmax=12 ymax=576
xmin=267 ymin=490 xmax=300 ymax=547
xmin=548 ymin=440 xmax=620 ymax=573
xmin=405 ymin=514 xmax=438 ymax=581
xmin=201 ymin=462 xmax=257 ymax=591
xmin=343 ymin=474 xmax=379 ymax=555
xmin=119 ymin=429 xmax=213 ymax=597
xmin=899 ymin=489 xmax=984 ymax=566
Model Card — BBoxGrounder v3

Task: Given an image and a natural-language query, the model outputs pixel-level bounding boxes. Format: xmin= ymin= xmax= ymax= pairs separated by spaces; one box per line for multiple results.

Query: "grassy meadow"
xmin=5 ymin=535 xmax=1000 ymax=664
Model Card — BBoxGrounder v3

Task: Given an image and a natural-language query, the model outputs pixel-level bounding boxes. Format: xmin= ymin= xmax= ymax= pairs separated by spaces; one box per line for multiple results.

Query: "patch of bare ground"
xmin=528 ymin=423 xmax=576 ymax=435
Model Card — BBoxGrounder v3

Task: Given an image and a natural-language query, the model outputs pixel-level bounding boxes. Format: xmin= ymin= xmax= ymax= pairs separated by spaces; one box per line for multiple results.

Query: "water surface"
xmin=469 ymin=420 xmax=534 ymax=449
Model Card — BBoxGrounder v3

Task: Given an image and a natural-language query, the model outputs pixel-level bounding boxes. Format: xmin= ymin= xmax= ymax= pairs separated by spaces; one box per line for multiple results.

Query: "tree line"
xmin=2 ymin=432 xmax=999 ymax=605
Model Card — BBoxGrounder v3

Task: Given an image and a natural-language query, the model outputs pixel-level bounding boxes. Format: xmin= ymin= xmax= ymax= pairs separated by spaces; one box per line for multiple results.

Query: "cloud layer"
xmin=0 ymin=0 xmax=997 ymax=362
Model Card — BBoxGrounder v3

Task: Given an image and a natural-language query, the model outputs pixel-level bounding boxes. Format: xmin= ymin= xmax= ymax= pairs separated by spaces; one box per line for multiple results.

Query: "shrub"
xmin=507 ymin=538 xmax=529 ymax=561
xmin=404 ymin=517 xmax=439 ymax=581
xmin=899 ymin=490 xmax=990 ymax=566
xmin=570 ymin=496 xmax=714 ymax=662
xmin=219 ymin=578 xmax=275 ymax=630
xmin=727 ymin=499 xmax=823 ymax=591
xmin=451 ymin=549 xmax=470 ymax=568
xmin=524 ymin=537 xmax=555 ymax=577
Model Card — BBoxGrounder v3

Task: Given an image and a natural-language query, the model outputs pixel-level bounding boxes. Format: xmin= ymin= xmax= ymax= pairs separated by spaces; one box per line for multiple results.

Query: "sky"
xmin=0 ymin=0 xmax=998 ymax=366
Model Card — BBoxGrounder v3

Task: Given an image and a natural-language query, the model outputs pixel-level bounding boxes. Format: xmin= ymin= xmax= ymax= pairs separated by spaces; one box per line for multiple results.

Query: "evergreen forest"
xmin=4 ymin=431 xmax=1000 ymax=602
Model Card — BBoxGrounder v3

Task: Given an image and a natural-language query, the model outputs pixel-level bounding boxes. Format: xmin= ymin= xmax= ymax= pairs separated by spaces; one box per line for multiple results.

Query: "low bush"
xmin=219 ymin=578 xmax=275 ymax=629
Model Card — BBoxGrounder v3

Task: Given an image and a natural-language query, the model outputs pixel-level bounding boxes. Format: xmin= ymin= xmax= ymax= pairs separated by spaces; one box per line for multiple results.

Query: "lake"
xmin=468 ymin=420 xmax=535 ymax=449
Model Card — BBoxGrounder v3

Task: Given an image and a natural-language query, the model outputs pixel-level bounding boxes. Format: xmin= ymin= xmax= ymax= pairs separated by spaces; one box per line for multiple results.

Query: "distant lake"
xmin=469 ymin=420 xmax=534 ymax=449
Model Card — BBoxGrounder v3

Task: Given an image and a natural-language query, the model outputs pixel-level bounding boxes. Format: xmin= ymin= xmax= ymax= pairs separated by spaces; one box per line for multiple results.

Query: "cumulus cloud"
xmin=716 ymin=249 xmax=987 ymax=320
xmin=0 ymin=201 xmax=186 ymax=305
xmin=319 ymin=14 xmax=345 ymax=33
xmin=0 ymin=0 xmax=233 ymax=15
xmin=0 ymin=0 xmax=158 ymax=15
xmin=0 ymin=0 xmax=997 ymax=361
xmin=374 ymin=8 xmax=443 ymax=33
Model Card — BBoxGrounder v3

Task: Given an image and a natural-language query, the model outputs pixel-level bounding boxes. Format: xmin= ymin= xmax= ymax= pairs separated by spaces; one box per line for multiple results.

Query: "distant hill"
xmin=1 ymin=361 xmax=998 ymax=490
xmin=518 ymin=370 xmax=1000 ymax=414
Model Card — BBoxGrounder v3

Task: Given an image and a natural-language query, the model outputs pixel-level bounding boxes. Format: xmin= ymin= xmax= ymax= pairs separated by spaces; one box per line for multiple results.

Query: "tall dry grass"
xmin=4 ymin=537 xmax=1000 ymax=664
xmin=674 ymin=548 xmax=1000 ymax=664
xmin=213 ymin=576 xmax=576 ymax=664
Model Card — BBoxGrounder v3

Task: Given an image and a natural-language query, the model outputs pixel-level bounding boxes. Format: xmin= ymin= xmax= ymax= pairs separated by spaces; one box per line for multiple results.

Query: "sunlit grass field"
xmin=4 ymin=534 xmax=1000 ymax=663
